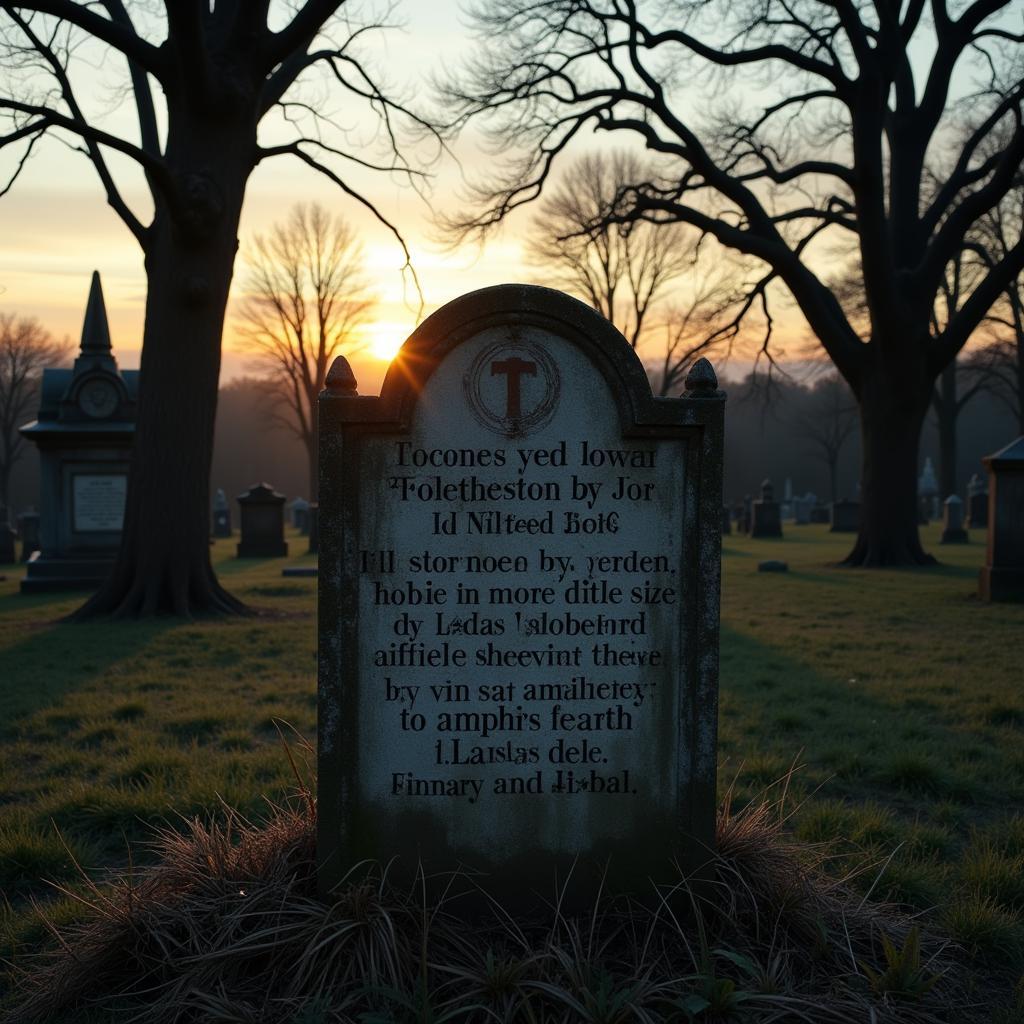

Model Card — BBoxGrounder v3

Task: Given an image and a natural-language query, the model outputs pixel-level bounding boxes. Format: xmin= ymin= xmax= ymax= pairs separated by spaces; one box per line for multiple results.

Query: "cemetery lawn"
xmin=2 ymin=524 xmax=1024 ymax=1010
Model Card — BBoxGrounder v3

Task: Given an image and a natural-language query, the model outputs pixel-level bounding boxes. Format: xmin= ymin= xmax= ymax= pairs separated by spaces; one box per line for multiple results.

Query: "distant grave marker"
xmin=317 ymin=285 xmax=725 ymax=902
xmin=236 ymin=484 xmax=288 ymax=558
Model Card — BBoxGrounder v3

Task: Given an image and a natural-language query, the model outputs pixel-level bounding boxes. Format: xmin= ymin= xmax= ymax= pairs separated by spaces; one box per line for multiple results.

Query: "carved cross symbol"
xmin=491 ymin=357 xmax=537 ymax=420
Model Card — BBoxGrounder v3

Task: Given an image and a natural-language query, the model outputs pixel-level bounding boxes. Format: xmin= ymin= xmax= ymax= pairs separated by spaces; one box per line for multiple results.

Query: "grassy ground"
xmin=1 ymin=524 xmax=1023 ymax=1011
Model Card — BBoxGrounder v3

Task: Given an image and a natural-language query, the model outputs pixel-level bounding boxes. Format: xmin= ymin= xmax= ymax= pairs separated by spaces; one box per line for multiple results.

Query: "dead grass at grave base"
xmin=4 ymin=790 xmax=990 ymax=1024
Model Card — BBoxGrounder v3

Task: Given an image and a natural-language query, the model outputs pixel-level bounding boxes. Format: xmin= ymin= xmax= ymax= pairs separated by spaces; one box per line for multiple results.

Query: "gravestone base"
xmin=20 ymin=554 xmax=114 ymax=592
xmin=940 ymin=527 xmax=968 ymax=544
xmin=237 ymin=539 xmax=288 ymax=558
xmin=979 ymin=566 xmax=1024 ymax=603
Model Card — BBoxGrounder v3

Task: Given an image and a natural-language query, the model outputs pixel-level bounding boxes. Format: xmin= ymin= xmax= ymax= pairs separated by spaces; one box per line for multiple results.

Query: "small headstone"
xmin=750 ymin=478 xmax=782 ymax=538
xmin=940 ymin=494 xmax=967 ymax=544
xmin=809 ymin=504 xmax=830 ymax=524
xmin=978 ymin=437 xmax=1024 ymax=602
xmin=721 ymin=505 xmax=731 ymax=535
xmin=966 ymin=473 xmax=988 ymax=529
xmin=282 ymin=566 xmax=318 ymax=578
xmin=317 ymin=285 xmax=725 ymax=904
xmin=793 ymin=493 xmax=813 ymax=525
xmin=758 ymin=559 xmax=788 ymax=573
xmin=212 ymin=488 xmax=232 ymax=537
xmin=290 ymin=497 xmax=311 ymax=533
xmin=236 ymin=483 xmax=288 ymax=558
xmin=17 ymin=509 xmax=40 ymax=562
xmin=0 ymin=508 xmax=16 ymax=565
xmin=829 ymin=498 xmax=860 ymax=533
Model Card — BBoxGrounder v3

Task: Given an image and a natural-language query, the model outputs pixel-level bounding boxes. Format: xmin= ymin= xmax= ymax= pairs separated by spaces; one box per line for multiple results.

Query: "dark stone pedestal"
xmin=237 ymin=483 xmax=288 ymax=558
xmin=20 ymin=553 xmax=115 ymax=592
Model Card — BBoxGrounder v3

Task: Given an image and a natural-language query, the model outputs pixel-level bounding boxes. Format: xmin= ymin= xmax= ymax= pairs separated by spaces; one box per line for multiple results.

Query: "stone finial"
xmin=80 ymin=271 xmax=112 ymax=355
xmin=325 ymin=355 xmax=358 ymax=395
xmin=683 ymin=357 xmax=719 ymax=395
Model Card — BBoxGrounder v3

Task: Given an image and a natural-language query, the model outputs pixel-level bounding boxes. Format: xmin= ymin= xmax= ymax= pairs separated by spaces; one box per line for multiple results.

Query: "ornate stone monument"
xmin=979 ymin=437 xmax=1024 ymax=603
xmin=236 ymin=483 xmax=288 ymax=557
xmin=19 ymin=272 xmax=137 ymax=592
xmin=317 ymin=285 xmax=724 ymax=904
xmin=750 ymin=478 xmax=782 ymax=537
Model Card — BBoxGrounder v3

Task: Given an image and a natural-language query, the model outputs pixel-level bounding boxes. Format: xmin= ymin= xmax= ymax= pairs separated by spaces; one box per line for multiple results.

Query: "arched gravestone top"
xmin=317 ymin=284 xmax=725 ymax=906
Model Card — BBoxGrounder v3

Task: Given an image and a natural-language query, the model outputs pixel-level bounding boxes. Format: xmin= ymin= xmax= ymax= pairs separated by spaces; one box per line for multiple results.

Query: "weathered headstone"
xmin=829 ymin=498 xmax=860 ymax=533
xmin=0 ymin=508 xmax=15 ymax=565
xmin=19 ymin=272 xmax=137 ymax=592
xmin=979 ymin=437 xmax=1024 ymax=603
xmin=290 ymin=497 xmax=311 ymax=534
xmin=212 ymin=489 xmax=232 ymax=537
xmin=750 ymin=479 xmax=782 ymax=538
xmin=236 ymin=483 xmax=288 ymax=557
xmin=966 ymin=473 xmax=988 ymax=529
xmin=317 ymin=285 xmax=725 ymax=903
xmin=940 ymin=495 xmax=967 ymax=544
xmin=17 ymin=509 xmax=40 ymax=562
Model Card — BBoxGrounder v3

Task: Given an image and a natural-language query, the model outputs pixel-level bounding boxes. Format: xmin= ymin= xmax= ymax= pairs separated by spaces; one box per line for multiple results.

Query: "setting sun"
xmin=363 ymin=322 xmax=408 ymax=363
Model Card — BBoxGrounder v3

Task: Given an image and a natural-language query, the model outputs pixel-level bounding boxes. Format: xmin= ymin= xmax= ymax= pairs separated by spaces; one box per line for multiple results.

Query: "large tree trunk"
xmin=842 ymin=347 xmax=936 ymax=567
xmin=76 ymin=116 xmax=254 ymax=617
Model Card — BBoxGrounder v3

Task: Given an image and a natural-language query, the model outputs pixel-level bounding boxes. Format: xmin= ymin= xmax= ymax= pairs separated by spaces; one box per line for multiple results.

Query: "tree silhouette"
xmin=526 ymin=151 xmax=690 ymax=348
xmin=238 ymin=203 xmax=375 ymax=502
xmin=0 ymin=314 xmax=68 ymax=511
xmin=0 ymin=2 xmax=437 ymax=615
xmin=444 ymin=0 xmax=1024 ymax=565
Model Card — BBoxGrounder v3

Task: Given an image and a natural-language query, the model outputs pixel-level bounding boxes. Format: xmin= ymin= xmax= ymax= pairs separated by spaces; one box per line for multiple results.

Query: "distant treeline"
xmin=6 ymin=372 xmax=1018 ymax=520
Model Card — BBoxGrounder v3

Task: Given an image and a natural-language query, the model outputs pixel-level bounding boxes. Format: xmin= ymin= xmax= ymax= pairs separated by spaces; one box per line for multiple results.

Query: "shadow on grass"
xmin=0 ymin=617 xmax=177 ymax=728
xmin=719 ymin=624 xmax=993 ymax=807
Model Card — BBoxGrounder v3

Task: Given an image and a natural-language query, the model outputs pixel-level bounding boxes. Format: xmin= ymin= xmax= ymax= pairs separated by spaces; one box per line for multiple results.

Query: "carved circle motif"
xmin=463 ymin=334 xmax=560 ymax=438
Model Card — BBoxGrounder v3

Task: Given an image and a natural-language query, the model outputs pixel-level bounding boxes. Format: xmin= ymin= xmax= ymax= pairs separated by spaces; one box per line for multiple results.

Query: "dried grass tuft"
xmin=3 ymin=784 xmax=988 ymax=1024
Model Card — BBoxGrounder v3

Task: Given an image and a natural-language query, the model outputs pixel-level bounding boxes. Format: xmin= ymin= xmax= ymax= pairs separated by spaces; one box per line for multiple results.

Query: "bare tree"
xmin=238 ymin=203 xmax=375 ymax=502
xmin=527 ymin=151 xmax=691 ymax=347
xmin=0 ymin=3 xmax=438 ymax=616
xmin=793 ymin=372 xmax=858 ymax=505
xmin=0 ymin=314 xmax=67 ymax=511
xmin=443 ymin=0 xmax=1024 ymax=566
xmin=966 ymin=168 xmax=1024 ymax=434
